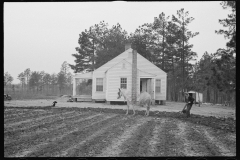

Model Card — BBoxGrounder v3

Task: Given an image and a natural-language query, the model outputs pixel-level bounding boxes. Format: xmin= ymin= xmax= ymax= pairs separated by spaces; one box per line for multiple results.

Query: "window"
xmin=156 ymin=79 xmax=161 ymax=93
xmin=120 ymin=78 xmax=127 ymax=89
xmin=96 ymin=78 xmax=103 ymax=91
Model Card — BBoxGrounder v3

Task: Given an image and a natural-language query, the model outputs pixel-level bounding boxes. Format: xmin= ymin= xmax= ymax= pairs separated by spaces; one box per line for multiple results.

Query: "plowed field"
xmin=4 ymin=106 xmax=236 ymax=157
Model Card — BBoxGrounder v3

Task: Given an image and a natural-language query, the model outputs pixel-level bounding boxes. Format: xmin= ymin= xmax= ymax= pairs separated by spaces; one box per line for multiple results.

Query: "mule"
xmin=117 ymin=88 xmax=152 ymax=116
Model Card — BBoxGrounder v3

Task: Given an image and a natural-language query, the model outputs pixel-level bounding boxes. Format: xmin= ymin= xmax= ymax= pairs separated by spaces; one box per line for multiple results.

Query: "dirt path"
xmin=4 ymin=107 xmax=236 ymax=157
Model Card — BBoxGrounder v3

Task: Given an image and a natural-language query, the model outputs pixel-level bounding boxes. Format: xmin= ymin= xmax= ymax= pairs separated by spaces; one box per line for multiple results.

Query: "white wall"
xmin=92 ymin=72 xmax=106 ymax=100
xmin=195 ymin=92 xmax=203 ymax=103
xmin=106 ymin=60 xmax=136 ymax=101
xmin=155 ymin=75 xmax=167 ymax=100
xmin=91 ymin=48 xmax=167 ymax=101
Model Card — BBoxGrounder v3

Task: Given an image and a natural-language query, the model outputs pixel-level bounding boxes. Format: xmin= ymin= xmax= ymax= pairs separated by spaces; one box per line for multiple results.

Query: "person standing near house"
xmin=185 ymin=93 xmax=195 ymax=117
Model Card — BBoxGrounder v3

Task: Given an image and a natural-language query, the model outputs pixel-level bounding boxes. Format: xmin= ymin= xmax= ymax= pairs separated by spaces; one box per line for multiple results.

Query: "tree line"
xmin=69 ymin=2 xmax=235 ymax=105
xmin=69 ymin=8 xmax=200 ymax=101
xmin=4 ymin=61 xmax=73 ymax=96
xmin=191 ymin=1 xmax=235 ymax=105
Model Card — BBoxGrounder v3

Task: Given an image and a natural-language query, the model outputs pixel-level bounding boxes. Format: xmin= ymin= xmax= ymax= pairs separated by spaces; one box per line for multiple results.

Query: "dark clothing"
xmin=186 ymin=104 xmax=192 ymax=117
xmin=186 ymin=96 xmax=194 ymax=117
xmin=187 ymin=96 xmax=195 ymax=105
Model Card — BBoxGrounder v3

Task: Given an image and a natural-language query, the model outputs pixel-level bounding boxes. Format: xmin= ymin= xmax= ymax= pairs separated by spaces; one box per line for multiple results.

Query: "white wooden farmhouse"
xmin=72 ymin=44 xmax=167 ymax=105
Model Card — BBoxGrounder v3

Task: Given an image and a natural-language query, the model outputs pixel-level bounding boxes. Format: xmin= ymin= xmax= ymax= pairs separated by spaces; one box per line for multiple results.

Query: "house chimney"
xmin=125 ymin=43 xmax=131 ymax=51
xmin=131 ymin=44 xmax=137 ymax=104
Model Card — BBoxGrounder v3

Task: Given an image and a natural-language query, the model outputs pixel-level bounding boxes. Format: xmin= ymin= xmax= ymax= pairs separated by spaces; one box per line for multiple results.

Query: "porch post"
xmin=153 ymin=78 xmax=155 ymax=100
xmin=73 ymin=77 xmax=76 ymax=96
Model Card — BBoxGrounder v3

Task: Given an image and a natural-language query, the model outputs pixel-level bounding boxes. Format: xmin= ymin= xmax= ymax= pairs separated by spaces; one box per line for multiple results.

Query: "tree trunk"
xmin=207 ymin=87 xmax=210 ymax=103
xmin=182 ymin=19 xmax=185 ymax=97
xmin=162 ymin=22 xmax=165 ymax=71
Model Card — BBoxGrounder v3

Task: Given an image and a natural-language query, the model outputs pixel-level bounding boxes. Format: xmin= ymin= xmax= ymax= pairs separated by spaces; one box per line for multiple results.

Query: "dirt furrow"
xmin=147 ymin=118 xmax=166 ymax=156
xmin=4 ymin=109 xmax=54 ymax=123
xmin=6 ymin=110 xmax=77 ymax=130
xmin=119 ymin=119 xmax=156 ymax=157
xmin=4 ymin=112 xmax=105 ymax=157
xmin=4 ymin=111 xmax=38 ymax=121
xmin=4 ymin=112 xmax=31 ymax=120
xmin=4 ymin=111 xmax=75 ymax=130
xmin=179 ymin=121 xmax=223 ymax=156
xmin=174 ymin=120 xmax=205 ymax=156
xmin=195 ymin=126 xmax=236 ymax=156
xmin=148 ymin=118 xmax=188 ymax=156
xmin=4 ymin=108 xmax=15 ymax=112
xmin=4 ymin=108 xmax=30 ymax=115
xmin=54 ymin=116 xmax=129 ymax=157
xmin=59 ymin=115 xmax=143 ymax=157
xmin=4 ymin=107 xmax=236 ymax=157
xmin=4 ymin=111 xmax=95 ymax=145
xmin=97 ymin=116 xmax=152 ymax=157
xmin=4 ymin=111 xmax=79 ymax=139
xmin=26 ymin=114 xmax=119 ymax=157
xmin=9 ymin=114 xmax=119 ymax=157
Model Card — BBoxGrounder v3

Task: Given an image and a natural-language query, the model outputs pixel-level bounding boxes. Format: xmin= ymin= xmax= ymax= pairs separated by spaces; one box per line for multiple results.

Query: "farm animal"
xmin=117 ymin=88 xmax=152 ymax=116
xmin=52 ymin=101 xmax=57 ymax=107
xmin=138 ymin=91 xmax=152 ymax=116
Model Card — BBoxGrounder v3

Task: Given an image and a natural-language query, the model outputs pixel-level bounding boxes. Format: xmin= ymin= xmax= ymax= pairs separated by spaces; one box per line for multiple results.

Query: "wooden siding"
xmin=155 ymin=75 xmax=167 ymax=100
xmin=125 ymin=54 xmax=167 ymax=100
xmin=106 ymin=61 xmax=140 ymax=101
xmin=92 ymin=74 xmax=106 ymax=100
xmin=91 ymin=48 xmax=167 ymax=101
xmin=124 ymin=53 xmax=166 ymax=76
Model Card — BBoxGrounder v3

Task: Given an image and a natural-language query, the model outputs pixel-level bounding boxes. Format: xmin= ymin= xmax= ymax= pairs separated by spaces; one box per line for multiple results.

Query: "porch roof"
xmin=74 ymin=72 xmax=93 ymax=79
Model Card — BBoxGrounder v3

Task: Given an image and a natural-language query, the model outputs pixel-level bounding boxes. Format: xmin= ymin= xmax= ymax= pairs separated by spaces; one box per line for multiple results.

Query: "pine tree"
xmin=70 ymin=21 xmax=128 ymax=73
xmin=172 ymin=8 xmax=199 ymax=95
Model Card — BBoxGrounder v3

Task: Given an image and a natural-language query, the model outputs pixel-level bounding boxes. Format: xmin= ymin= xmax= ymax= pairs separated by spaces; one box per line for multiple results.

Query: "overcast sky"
xmin=4 ymin=1 xmax=231 ymax=84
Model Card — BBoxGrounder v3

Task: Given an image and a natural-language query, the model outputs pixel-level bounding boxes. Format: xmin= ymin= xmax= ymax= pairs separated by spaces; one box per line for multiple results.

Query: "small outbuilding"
xmin=187 ymin=91 xmax=203 ymax=103
xmin=72 ymin=44 xmax=167 ymax=105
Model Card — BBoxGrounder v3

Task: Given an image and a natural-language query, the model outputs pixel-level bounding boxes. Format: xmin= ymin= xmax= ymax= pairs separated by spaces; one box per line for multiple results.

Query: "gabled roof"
xmin=94 ymin=48 xmax=167 ymax=76
xmin=105 ymin=59 xmax=157 ymax=77
xmin=93 ymin=48 xmax=132 ymax=73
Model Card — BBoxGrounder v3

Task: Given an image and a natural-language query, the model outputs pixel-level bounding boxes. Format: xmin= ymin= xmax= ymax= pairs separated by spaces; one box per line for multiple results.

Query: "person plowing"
xmin=182 ymin=93 xmax=195 ymax=118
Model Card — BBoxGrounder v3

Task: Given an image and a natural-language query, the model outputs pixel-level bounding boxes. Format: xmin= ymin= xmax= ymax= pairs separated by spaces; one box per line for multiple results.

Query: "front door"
xmin=140 ymin=78 xmax=155 ymax=99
